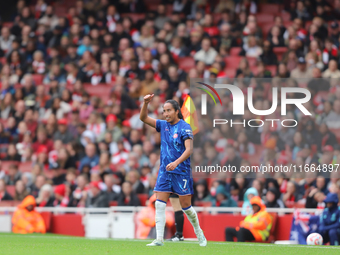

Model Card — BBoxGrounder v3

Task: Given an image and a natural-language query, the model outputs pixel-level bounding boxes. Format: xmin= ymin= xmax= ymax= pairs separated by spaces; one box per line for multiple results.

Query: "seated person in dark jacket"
xmin=306 ymin=188 xmax=327 ymax=208
xmin=85 ymin=181 xmax=109 ymax=208
xmin=126 ymin=170 xmax=144 ymax=194
xmin=265 ymin=187 xmax=285 ymax=208
xmin=117 ymin=182 xmax=141 ymax=206
xmin=0 ymin=179 xmax=13 ymax=201
xmin=319 ymin=193 xmax=340 ymax=245
xmin=260 ymin=40 xmax=278 ymax=66
xmin=4 ymin=163 xmax=21 ymax=185
xmin=104 ymin=174 xmax=120 ymax=201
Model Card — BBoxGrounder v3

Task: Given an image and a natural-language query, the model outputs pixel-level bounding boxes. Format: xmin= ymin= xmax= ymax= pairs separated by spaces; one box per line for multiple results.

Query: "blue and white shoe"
xmin=196 ymin=229 xmax=207 ymax=247
xmin=146 ymin=239 xmax=164 ymax=246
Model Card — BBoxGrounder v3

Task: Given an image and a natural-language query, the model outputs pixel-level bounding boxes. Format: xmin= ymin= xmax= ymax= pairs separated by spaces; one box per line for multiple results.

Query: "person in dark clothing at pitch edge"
xmin=85 ymin=181 xmax=109 ymax=208
xmin=318 ymin=193 xmax=340 ymax=245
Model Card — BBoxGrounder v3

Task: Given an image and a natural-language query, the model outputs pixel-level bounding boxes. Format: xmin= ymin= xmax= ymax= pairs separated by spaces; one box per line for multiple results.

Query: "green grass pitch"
xmin=1 ymin=233 xmax=340 ymax=255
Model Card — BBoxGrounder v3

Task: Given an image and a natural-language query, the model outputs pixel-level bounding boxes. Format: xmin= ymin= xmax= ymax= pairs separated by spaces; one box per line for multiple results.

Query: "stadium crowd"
xmin=0 ymin=0 xmax=339 ymax=215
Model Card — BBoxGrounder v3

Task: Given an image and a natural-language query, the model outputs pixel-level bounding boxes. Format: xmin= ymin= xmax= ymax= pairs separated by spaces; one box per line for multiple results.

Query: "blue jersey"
xmin=156 ymin=119 xmax=193 ymax=176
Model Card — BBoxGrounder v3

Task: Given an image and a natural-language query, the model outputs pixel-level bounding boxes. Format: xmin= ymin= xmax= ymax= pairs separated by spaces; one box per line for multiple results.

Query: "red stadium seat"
xmin=259 ymin=4 xmax=282 ymax=14
xmin=266 ymin=65 xmax=277 ymax=76
xmin=262 ymin=23 xmax=274 ymax=40
xmin=281 ymin=12 xmax=291 ymax=22
xmin=19 ymin=162 xmax=33 ymax=173
xmin=0 ymin=201 xmax=20 ymax=207
xmin=120 ymin=13 xmax=146 ymax=24
xmin=230 ymin=47 xmax=242 ymax=56
xmin=255 ymin=14 xmax=274 ymax=24
xmin=247 ymin=57 xmax=258 ymax=67
xmin=2 ymin=22 xmax=13 ymax=28
xmin=6 ymin=185 xmax=15 ymax=197
xmin=137 ymin=194 xmax=148 ymax=206
xmin=273 ymin=47 xmax=288 ymax=61
xmin=144 ymin=0 xmax=161 ymax=11
xmin=224 ymin=68 xmax=237 ymax=78
xmin=237 ymin=201 xmax=243 ymax=207
xmin=55 ymin=6 xmax=67 ymax=17
xmin=283 ymin=21 xmax=293 ymax=28
xmin=32 ymin=74 xmax=44 ymax=85
xmin=83 ymin=84 xmax=112 ymax=102
xmin=1 ymin=161 xmax=18 ymax=171
xmin=225 ymin=56 xmax=242 ymax=69
xmin=178 ymin=57 xmax=196 ymax=72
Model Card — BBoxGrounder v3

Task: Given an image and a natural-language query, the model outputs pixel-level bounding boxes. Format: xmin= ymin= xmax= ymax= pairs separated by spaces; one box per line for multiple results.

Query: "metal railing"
xmin=0 ymin=206 xmax=323 ymax=215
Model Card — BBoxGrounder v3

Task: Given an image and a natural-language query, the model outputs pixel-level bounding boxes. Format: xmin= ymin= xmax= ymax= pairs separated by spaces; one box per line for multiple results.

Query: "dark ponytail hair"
xmin=164 ymin=99 xmax=183 ymax=119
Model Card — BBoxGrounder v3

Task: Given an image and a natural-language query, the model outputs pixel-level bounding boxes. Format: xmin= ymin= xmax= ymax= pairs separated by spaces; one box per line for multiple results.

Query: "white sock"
xmin=155 ymin=200 xmax=166 ymax=241
xmin=183 ymin=206 xmax=201 ymax=233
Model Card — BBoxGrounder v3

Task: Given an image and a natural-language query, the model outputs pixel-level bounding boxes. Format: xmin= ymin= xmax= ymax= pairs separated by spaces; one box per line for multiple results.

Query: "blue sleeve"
xmin=181 ymin=124 xmax=193 ymax=141
xmin=321 ymin=211 xmax=340 ymax=232
xmin=78 ymin=159 xmax=84 ymax=171
xmin=156 ymin=119 xmax=162 ymax=132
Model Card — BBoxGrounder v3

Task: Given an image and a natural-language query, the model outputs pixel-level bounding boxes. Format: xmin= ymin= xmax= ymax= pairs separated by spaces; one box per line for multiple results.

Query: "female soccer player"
xmin=140 ymin=94 xmax=207 ymax=247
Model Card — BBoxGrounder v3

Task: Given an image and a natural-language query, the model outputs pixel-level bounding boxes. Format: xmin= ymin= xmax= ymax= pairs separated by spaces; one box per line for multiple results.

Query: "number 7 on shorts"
xmin=183 ymin=179 xmax=187 ymax=188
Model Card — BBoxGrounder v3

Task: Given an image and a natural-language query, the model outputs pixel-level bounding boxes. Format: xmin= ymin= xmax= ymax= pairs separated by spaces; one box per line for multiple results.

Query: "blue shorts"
xmin=154 ymin=171 xmax=193 ymax=196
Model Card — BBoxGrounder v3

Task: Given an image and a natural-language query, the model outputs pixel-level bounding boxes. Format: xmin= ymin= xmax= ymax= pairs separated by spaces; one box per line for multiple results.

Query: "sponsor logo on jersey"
xmin=173 ymin=133 xmax=178 ymax=138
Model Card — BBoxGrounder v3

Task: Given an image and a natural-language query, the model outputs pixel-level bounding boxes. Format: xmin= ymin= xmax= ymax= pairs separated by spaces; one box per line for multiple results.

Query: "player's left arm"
xmin=166 ymin=138 xmax=193 ymax=171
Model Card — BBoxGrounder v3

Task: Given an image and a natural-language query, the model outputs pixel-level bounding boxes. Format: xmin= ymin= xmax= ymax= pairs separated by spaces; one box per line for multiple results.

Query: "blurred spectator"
xmin=0 ymin=27 xmax=15 ymax=53
xmin=260 ymin=41 xmax=278 ymax=66
xmin=85 ymin=181 xmax=109 ymax=208
xmin=69 ymin=174 xmax=88 ymax=207
xmin=265 ymin=187 xmax=285 ymax=209
xmin=290 ymin=57 xmax=312 ymax=79
xmin=0 ymin=179 xmax=13 ymax=201
xmin=104 ymin=174 xmax=119 ymax=202
xmin=316 ymin=176 xmax=329 ymax=195
xmin=193 ymin=179 xmax=211 ymax=202
xmin=241 ymin=187 xmax=258 ymax=215
xmin=53 ymin=119 xmax=74 ymax=144
xmin=306 ymin=188 xmax=327 ymax=209
xmin=79 ymin=143 xmax=99 ymax=172
xmin=194 ymin=37 xmax=217 ymax=65
xmin=242 ymin=35 xmax=262 ymax=57
xmin=5 ymin=143 xmax=21 ymax=162
xmin=282 ymin=181 xmax=302 ymax=203
xmin=211 ymin=185 xmax=237 ymax=208
xmin=322 ymin=60 xmax=340 ymax=79
xmin=36 ymin=183 xmax=55 ymax=207
xmin=14 ymin=180 xmax=30 ymax=201
xmin=4 ymin=163 xmax=21 ymax=185
xmin=12 ymin=195 xmax=46 ymax=234
xmin=117 ymin=181 xmax=140 ymax=206
xmin=54 ymin=184 xmax=71 ymax=207
xmin=126 ymin=170 xmax=144 ymax=194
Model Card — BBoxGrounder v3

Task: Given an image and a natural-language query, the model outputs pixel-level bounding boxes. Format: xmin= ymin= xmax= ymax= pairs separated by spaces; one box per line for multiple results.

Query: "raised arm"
xmin=140 ymin=94 xmax=157 ymax=128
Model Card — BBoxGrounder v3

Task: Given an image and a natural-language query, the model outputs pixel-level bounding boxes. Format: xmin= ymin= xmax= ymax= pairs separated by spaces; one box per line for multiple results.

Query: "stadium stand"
xmin=0 ymin=0 xmax=338 ymax=244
